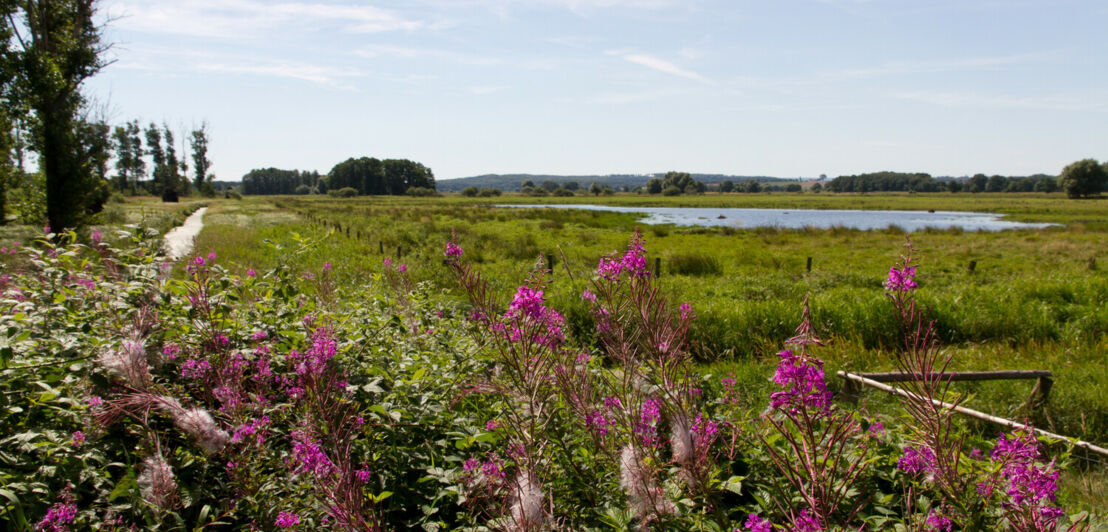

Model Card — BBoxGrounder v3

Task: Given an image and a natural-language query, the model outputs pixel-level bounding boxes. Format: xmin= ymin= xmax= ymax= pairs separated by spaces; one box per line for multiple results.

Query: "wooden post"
xmin=968 ymin=260 xmax=977 ymax=273
xmin=806 ymin=256 xmax=812 ymax=273
xmin=1089 ymin=257 xmax=1097 ymax=271
xmin=546 ymin=253 xmax=555 ymax=272
xmin=379 ymin=241 xmax=384 ymax=254
xmin=397 ymin=246 xmax=402 ymax=259
xmin=655 ymin=257 xmax=662 ymax=278
xmin=345 ymin=227 xmax=349 ymax=237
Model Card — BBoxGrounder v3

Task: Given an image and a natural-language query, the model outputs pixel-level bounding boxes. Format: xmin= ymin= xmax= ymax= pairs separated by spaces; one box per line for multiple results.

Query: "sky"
xmin=85 ymin=0 xmax=1108 ymax=182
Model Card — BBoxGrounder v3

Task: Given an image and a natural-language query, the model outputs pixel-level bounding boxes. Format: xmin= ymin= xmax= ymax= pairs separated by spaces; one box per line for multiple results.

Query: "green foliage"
xmin=1058 ymin=158 xmax=1107 ymax=198
xmin=330 ymin=187 xmax=358 ymax=198
xmin=461 ymin=186 xmax=479 ymax=197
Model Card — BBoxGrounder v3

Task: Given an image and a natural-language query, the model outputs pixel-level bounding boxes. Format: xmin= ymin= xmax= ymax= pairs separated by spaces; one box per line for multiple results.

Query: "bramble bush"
xmin=0 ymin=226 xmax=1098 ymax=530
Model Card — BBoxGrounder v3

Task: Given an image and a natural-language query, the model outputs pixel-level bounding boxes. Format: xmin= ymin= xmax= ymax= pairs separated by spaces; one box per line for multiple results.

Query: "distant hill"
xmin=436 ymin=173 xmax=795 ymax=192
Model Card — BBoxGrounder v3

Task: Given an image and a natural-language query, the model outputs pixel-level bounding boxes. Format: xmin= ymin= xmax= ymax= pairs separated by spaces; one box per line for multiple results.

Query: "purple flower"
xmin=486 ymin=419 xmax=500 ymax=431
xmin=925 ymin=509 xmax=953 ymax=532
xmin=71 ymin=431 xmax=85 ymax=447
xmin=355 ymin=469 xmax=371 ymax=483
xmin=246 ymin=268 xmax=257 ymax=277
xmin=597 ymin=233 xmax=649 ymax=280
xmin=990 ymin=430 xmax=1062 ymax=518
xmin=679 ymin=302 xmax=695 ymax=320
xmin=868 ymin=421 xmax=885 ymax=436
xmin=769 ymin=350 xmax=832 ymax=414
xmin=398 ymin=264 xmax=407 ymax=273
xmin=640 ymin=398 xmax=662 ymax=425
xmin=37 ymin=499 xmax=77 ymax=532
xmin=884 ymin=265 xmax=918 ymax=292
xmin=291 ymin=432 xmax=335 ymax=478
xmin=745 ymin=513 xmax=773 ymax=532
xmin=322 ymin=261 xmax=331 ymax=272
xmin=275 ymin=511 xmax=300 ymax=528
xmin=897 ymin=445 xmax=937 ymax=477
xmin=580 ymin=289 xmax=597 ymax=302
xmin=87 ymin=396 xmax=103 ymax=407
xmin=444 ymin=241 xmax=464 ymax=257
xmin=794 ymin=509 xmax=822 ymax=532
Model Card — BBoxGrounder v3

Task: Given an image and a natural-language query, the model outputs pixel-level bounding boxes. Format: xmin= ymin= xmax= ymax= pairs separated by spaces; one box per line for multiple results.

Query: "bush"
xmin=478 ymin=187 xmax=502 ymax=197
xmin=100 ymin=204 xmax=126 ymax=224
xmin=225 ymin=188 xmax=242 ymax=200
xmin=329 ymin=187 xmax=358 ymax=198
xmin=406 ymin=186 xmax=437 ymax=197
xmin=662 ymin=185 xmax=681 ymax=196
xmin=553 ymin=188 xmax=574 ymax=197
xmin=107 ymin=192 xmax=126 ymax=204
xmin=295 ymin=184 xmax=311 ymax=195
xmin=461 ymin=186 xmax=479 ymax=197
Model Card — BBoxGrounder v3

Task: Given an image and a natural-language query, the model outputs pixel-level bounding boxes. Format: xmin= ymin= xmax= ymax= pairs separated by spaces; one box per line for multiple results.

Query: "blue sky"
xmin=86 ymin=0 xmax=1108 ymax=181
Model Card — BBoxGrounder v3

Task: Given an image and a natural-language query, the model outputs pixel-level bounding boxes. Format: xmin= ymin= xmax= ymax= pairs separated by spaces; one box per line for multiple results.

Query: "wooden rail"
xmin=837 ymin=371 xmax=1108 ymax=458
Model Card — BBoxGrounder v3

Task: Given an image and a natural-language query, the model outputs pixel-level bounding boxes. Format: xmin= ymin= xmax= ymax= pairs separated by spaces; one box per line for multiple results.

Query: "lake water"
xmin=496 ymin=204 xmax=1056 ymax=232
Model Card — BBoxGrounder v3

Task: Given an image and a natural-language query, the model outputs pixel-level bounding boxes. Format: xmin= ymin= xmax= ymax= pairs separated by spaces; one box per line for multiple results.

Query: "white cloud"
xmin=607 ymin=50 xmax=713 ymax=84
xmin=355 ymin=45 xmax=502 ymax=66
xmin=890 ymin=89 xmax=1106 ymax=111
xmin=107 ymin=0 xmax=425 ymax=38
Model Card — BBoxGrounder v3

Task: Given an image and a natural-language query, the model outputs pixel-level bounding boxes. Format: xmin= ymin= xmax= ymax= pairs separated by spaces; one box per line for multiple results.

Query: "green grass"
xmin=171 ymin=194 xmax=1108 ymax=510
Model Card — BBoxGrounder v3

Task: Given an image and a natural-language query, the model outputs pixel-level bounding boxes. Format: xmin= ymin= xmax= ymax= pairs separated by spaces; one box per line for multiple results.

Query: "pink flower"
xmin=71 ymin=431 xmax=85 ymax=447
xmin=444 ymin=241 xmax=464 ymax=257
xmin=884 ymin=265 xmax=918 ymax=292
xmin=398 ymin=264 xmax=407 ymax=272
xmin=37 ymin=499 xmax=77 ymax=532
xmin=745 ymin=513 xmax=773 ymax=532
xmin=246 ymin=268 xmax=257 ymax=277
xmin=275 ymin=511 xmax=300 ymax=528
xmin=679 ymin=302 xmax=695 ymax=320
xmin=486 ymin=419 xmax=499 ymax=431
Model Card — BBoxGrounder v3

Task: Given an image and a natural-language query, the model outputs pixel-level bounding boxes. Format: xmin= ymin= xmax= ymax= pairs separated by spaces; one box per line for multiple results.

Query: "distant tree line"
xmin=110 ymin=120 xmax=215 ymax=200
xmin=826 ymin=171 xmax=1067 ymax=194
xmin=241 ymin=157 xmax=435 ymax=196
xmin=242 ymin=168 xmax=324 ymax=195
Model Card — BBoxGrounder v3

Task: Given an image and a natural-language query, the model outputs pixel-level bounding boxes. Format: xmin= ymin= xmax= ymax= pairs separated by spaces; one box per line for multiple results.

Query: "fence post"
xmin=806 ymin=256 xmax=812 ymax=273
xmin=1090 ymin=257 xmax=1097 ymax=271
xmin=968 ymin=260 xmax=977 ymax=273
xmin=397 ymin=246 xmax=402 ymax=259
xmin=379 ymin=242 xmax=384 ymax=254
xmin=546 ymin=253 xmax=555 ymax=272
xmin=655 ymin=257 xmax=662 ymax=278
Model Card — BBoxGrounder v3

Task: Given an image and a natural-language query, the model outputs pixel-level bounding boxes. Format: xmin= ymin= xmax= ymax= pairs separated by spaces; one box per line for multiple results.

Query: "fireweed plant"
xmin=0 ymin=226 xmax=1099 ymax=530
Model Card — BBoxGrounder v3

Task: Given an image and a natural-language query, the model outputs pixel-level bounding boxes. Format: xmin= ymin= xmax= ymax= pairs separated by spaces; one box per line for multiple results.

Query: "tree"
xmin=540 ymin=180 xmax=558 ymax=192
xmin=190 ymin=123 xmax=212 ymax=194
xmin=563 ymin=181 xmax=579 ymax=191
xmin=719 ymin=180 xmax=734 ymax=193
xmin=785 ymin=183 xmax=802 ymax=192
xmin=967 ymin=173 xmax=987 ymax=193
xmin=1057 ymin=158 xmax=1107 ymax=198
xmin=461 ymin=186 xmax=478 ymax=197
xmin=646 ymin=178 xmax=662 ymax=194
xmin=986 ymin=175 xmax=1007 ymax=192
xmin=946 ymin=180 xmax=962 ymax=193
xmin=589 ymin=182 xmax=601 ymax=196
xmin=5 ymin=0 xmax=110 ymax=230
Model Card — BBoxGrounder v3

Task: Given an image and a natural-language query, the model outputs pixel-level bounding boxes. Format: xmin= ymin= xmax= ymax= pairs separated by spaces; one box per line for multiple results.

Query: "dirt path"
xmin=164 ymin=207 xmax=208 ymax=260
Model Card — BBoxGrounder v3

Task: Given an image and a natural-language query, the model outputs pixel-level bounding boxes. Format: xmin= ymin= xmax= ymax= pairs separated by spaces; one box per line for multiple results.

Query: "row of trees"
xmin=242 ymin=157 xmax=435 ymax=196
xmin=825 ymin=171 xmax=1070 ymax=194
xmin=111 ymin=120 xmax=214 ymax=199
xmin=241 ymin=168 xmax=324 ymax=195
xmin=0 ymin=1 xmax=215 ymax=229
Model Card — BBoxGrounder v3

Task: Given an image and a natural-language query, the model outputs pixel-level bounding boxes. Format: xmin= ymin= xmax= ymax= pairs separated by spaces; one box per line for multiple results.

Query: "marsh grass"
xmin=181 ymin=197 xmax=1108 ymax=458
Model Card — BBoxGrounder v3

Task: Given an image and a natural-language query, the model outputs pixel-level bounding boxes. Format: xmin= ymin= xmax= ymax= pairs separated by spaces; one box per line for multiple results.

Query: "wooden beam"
xmin=849 ymin=370 xmax=1050 ymax=383
xmin=837 ymin=371 xmax=1108 ymax=458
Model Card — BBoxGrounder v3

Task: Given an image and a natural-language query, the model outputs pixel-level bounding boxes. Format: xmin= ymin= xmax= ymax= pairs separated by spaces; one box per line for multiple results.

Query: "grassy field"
xmin=178 ymin=193 xmax=1106 ymax=510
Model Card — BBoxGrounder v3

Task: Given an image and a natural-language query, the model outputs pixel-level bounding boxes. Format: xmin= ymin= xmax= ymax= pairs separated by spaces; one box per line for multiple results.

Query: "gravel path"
xmin=164 ymin=207 xmax=208 ymax=260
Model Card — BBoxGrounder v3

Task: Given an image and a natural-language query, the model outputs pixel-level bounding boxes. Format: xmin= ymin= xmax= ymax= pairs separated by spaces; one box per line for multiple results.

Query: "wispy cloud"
xmin=112 ymin=47 xmax=364 ymax=88
xmin=606 ymin=50 xmax=713 ymax=84
xmin=107 ymin=0 xmax=426 ymax=38
xmin=830 ymin=53 xmax=1050 ymax=79
xmin=890 ymin=89 xmax=1107 ymax=111
xmin=355 ymin=45 xmax=502 ymax=66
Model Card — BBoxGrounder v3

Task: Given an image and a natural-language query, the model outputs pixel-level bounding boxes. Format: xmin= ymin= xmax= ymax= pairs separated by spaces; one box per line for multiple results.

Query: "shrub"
xmin=662 ymin=185 xmax=681 ymax=196
xmin=461 ymin=186 xmax=479 ymax=197
xmin=478 ymin=187 xmax=502 ymax=197
xmin=295 ymin=184 xmax=311 ymax=195
xmin=329 ymin=187 xmax=358 ymax=198
xmin=107 ymin=192 xmax=126 ymax=204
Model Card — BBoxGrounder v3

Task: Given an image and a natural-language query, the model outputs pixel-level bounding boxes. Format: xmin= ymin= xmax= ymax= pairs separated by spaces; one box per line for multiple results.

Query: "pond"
xmin=496 ymin=204 xmax=1056 ymax=232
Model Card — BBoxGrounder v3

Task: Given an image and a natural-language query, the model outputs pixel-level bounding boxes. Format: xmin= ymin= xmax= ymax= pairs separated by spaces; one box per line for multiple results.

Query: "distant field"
xmin=185 ymin=194 xmax=1108 ymax=466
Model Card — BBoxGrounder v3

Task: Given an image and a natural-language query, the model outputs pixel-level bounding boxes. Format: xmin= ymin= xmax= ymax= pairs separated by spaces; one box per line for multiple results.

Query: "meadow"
xmin=0 ymin=191 xmax=1105 ymax=530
